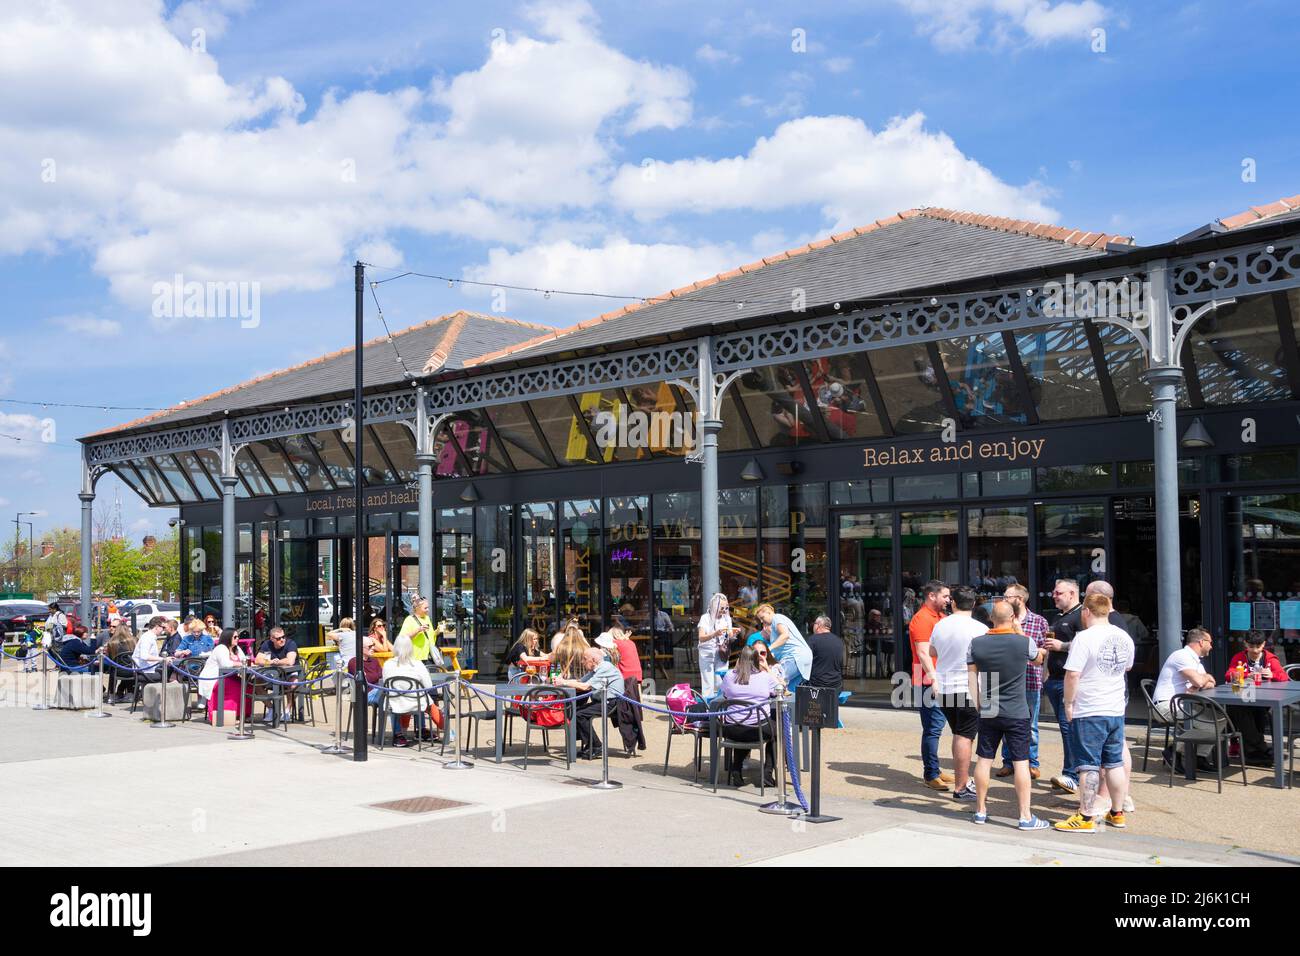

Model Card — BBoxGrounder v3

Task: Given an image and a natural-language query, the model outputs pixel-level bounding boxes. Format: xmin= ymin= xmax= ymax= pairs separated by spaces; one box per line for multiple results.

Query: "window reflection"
xmin=866 ymin=344 xmax=947 ymax=433
xmin=937 ymin=334 xmax=1029 ymax=426
xmin=734 ymin=363 xmax=821 ymax=446
xmin=653 ymin=491 xmax=701 ymax=678
xmin=1016 ymin=324 xmax=1107 ymax=420
xmin=486 ymin=402 xmax=551 ymax=470
xmin=1189 ymin=294 xmax=1291 ymax=406
xmin=805 ymin=355 xmax=885 ymax=439
xmin=1099 ymin=322 xmax=1189 ymax=414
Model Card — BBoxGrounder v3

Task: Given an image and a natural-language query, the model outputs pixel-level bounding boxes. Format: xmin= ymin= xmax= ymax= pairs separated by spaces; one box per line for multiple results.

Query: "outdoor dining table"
xmin=490 ymin=681 xmax=577 ymax=765
xmin=1184 ymin=683 xmax=1300 ymax=788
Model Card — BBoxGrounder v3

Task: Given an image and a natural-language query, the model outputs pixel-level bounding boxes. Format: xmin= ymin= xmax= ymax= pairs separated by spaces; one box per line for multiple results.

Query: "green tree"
xmin=96 ymin=538 xmax=145 ymax=598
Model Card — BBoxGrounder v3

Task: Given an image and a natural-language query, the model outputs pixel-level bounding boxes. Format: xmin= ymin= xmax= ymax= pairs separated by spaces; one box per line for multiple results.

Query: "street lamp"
xmin=13 ymin=512 xmax=37 ymax=595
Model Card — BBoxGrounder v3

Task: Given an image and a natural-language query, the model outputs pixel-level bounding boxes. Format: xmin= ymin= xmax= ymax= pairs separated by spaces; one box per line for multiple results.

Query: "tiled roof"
xmin=465 ymin=207 xmax=1133 ymax=367
xmin=88 ymin=311 xmax=550 ymax=437
xmin=1218 ymin=194 xmax=1300 ymax=231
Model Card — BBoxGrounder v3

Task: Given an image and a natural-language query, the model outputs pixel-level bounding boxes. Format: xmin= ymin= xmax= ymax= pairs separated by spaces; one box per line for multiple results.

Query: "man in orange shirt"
xmin=909 ymin=579 xmax=952 ymax=791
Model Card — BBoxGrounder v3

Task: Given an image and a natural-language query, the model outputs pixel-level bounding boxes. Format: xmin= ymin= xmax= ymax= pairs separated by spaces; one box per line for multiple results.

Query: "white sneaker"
xmin=1123 ymin=794 xmax=1135 ymax=813
xmin=1051 ymin=774 xmax=1078 ymax=794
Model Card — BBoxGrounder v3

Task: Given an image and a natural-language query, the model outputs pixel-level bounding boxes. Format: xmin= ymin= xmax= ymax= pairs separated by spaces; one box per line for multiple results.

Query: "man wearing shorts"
xmin=927 ymin=586 xmax=986 ymax=801
xmin=1055 ymin=592 xmax=1135 ymax=833
xmin=967 ymin=599 xmax=1050 ymax=830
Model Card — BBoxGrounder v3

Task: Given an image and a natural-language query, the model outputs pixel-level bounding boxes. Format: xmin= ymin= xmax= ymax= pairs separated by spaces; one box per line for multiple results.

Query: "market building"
xmin=79 ymin=197 xmax=1300 ymax=703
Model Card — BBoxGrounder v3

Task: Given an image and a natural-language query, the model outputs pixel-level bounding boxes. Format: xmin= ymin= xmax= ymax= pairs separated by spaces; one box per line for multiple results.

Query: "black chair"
xmin=662 ymin=690 xmax=709 ymax=782
xmin=297 ymin=657 xmax=332 ymax=726
xmin=246 ymin=667 xmax=285 ymax=728
xmin=1168 ymin=693 xmax=1247 ymax=792
xmin=461 ymin=681 xmax=503 ymax=758
xmin=110 ymin=652 xmax=137 ymax=706
xmin=376 ymin=675 xmax=432 ymax=751
xmin=711 ymin=697 xmax=769 ymax=796
xmin=520 ymin=685 xmax=572 ymax=771
xmin=1139 ymin=677 xmax=1174 ymax=771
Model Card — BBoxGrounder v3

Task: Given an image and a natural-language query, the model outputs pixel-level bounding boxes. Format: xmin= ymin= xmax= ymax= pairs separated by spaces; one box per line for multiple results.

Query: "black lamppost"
xmin=14 ymin=513 xmax=36 ymax=594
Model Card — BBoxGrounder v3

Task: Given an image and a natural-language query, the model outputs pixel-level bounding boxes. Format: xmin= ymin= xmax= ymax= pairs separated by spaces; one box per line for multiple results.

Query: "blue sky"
xmin=1 ymin=0 xmax=1298 ymax=543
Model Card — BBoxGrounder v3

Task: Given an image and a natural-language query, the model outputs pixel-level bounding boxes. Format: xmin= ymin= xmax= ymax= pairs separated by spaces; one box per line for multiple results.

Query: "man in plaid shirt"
xmin=995 ymin=583 xmax=1049 ymax=779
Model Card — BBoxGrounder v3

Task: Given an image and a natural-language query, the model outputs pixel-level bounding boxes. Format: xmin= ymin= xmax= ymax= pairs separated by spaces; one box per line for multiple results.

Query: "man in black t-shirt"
xmin=807 ymin=615 xmax=844 ymax=690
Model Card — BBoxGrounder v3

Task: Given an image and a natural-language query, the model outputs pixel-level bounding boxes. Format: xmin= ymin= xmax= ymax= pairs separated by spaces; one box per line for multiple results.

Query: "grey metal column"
xmin=1146 ymin=365 xmax=1183 ymax=662
xmin=220 ymin=420 xmax=238 ymax=630
xmin=698 ymin=337 xmax=721 ymax=603
xmin=78 ymin=452 xmax=94 ymax=627
xmin=415 ymin=388 xmax=435 ymax=604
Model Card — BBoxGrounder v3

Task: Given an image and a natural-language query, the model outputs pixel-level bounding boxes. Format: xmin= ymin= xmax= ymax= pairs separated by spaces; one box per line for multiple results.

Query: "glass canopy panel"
xmin=805 ymin=355 xmax=885 ymax=439
xmin=530 ymin=395 xmax=581 ymax=466
xmin=234 ymin=453 xmax=275 ymax=496
xmin=358 ymin=426 xmax=399 ymax=484
xmin=150 ymin=455 xmax=200 ymax=502
xmin=733 ymin=362 xmax=822 ymax=447
xmin=717 ymin=389 xmax=755 ymax=452
xmin=621 ymin=383 xmax=696 ymax=460
xmin=1188 ymin=293 xmax=1291 ymax=406
xmin=132 ymin=460 xmax=173 ymax=503
xmin=935 ymin=334 xmax=1030 ymax=427
xmin=866 ymin=343 xmax=948 ymax=433
xmin=176 ymin=450 xmax=220 ymax=498
xmin=247 ymin=442 xmax=300 ymax=494
xmin=111 ymin=465 xmax=156 ymax=505
xmin=1015 ymin=324 xmax=1107 ymax=421
xmin=315 ymin=433 xmax=356 ymax=487
xmin=1098 ymin=323 xmax=1189 ymax=414
xmin=485 ymin=401 xmax=551 ymax=470
xmin=278 ymin=434 xmax=332 ymax=491
xmin=372 ymin=421 xmax=418 ymax=481
xmin=190 ymin=447 xmax=251 ymax=498
xmin=431 ymin=421 xmax=476 ymax=479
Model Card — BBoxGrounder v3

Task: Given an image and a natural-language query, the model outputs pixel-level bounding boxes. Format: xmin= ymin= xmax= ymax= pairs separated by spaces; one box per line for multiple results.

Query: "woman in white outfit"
xmin=697 ymin=593 xmax=740 ymax=698
xmin=756 ymin=603 xmax=812 ymax=692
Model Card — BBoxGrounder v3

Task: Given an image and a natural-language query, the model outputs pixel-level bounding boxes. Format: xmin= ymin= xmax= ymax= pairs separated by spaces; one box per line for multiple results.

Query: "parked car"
xmin=118 ymin=599 xmax=181 ymax=624
xmin=0 ymin=600 xmax=51 ymax=638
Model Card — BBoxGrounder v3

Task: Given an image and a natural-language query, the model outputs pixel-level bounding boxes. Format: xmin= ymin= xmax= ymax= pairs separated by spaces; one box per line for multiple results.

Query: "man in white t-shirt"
xmin=1152 ymin=627 xmax=1216 ymax=764
xmin=1054 ymin=592 xmax=1134 ymax=834
xmin=925 ymin=586 xmax=988 ymax=801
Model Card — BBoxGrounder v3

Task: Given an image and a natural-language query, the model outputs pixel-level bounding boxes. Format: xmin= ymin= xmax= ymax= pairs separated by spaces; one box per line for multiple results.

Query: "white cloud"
xmin=610 ymin=112 xmax=1056 ymax=231
xmin=0 ymin=412 xmax=46 ymax=460
xmin=696 ymin=44 xmax=740 ymax=65
xmin=49 ymin=315 xmax=122 ymax=338
xmin=0 ymin=0 xmax=692 ymax=320
xmin=824 ymin=57 xmax=854 ymax=74
xmin=895 ymin=0 xmax=1109 ymax=50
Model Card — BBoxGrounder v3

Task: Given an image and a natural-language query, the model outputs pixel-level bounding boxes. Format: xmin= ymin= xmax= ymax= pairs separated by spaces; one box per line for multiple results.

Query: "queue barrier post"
xmin=590 ymin=688 xmax=622 ymax=790
xmin=227 ymin=664 xmax=254 ymax=741
xmin=759 ymin=692 xmax=801 ymax=816
xmin=32 ymin=648 xmax=50 ymax=711
xmin=151 ymin=657 xmax=176 ymax=729
xmin=86 ymin=651 xmax=110 ymax=719
xmin=443 ymin=674 xmax=472 ymax=770
xmin=320 ymin=667 xmax=348 ymax=755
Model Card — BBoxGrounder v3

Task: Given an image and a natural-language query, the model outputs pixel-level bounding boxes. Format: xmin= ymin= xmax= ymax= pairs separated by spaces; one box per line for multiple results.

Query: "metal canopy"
xmin=81 ymin=231 xmax=1300 ymax=494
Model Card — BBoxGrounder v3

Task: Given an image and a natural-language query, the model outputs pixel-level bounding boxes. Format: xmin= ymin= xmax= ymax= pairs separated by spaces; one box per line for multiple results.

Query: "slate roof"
xmin=464 ymin=207 xmax=1133 ymax=367
xmin=88 ymin=311 xmax=550 ymax=436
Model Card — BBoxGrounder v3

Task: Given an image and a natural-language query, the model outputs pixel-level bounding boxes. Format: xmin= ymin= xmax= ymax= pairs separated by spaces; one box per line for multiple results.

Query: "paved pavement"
xmin=2 ymin=696 xmax=1294 ymax=868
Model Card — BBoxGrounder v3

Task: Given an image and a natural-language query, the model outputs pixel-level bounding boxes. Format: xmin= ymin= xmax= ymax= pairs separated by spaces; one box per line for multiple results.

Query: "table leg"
xmin=1272 ymin=702 xmax=1285 ymax=789
xmin=1183 ymin=733 xmax=1196 ymax=781
xmin=216 ymin=674 xmax=225 ymax=728
xmin=567 ymin=695 xmax=576 ymax=765
xmin=494 ymin=695 xmax=504 ymax=763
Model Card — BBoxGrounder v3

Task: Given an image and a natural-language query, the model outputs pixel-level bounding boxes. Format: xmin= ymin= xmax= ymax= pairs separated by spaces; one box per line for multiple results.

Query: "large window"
xmin=1190 ymin=294 xmax=1293 ymax=406
xmin=718 ymin=488 xmax=759 ymax=633
xmin=1223 ymin=492 xmax=1300 ymax=666
xmin=966 ymin=507 xmax=1029 ymax=601
xmin=653 ymin=491 xmax=701 ymax=676
xmin=1016 ymin=324 xmax=1107 ymax=420
xmin=520 ymin=502 xmax=557 ymax=635
xmin=1035 ymin=501 xmax=1104 ymax=619
xmin=560 ymin=499 xmax=602 ymax=634
xmin=761 ymin=484 xmax=828 ymax=631
xmin=866 ymin=344 xmax=948 ymax=433
xmin=937 ymin=333 xmax=1030 ymax=427
xmin=900 ymin=509 xmax=958 ymax=626
xmin=605 ymin=496 xmax=650 ymax=637
xmin=475 ymin=504 xmax=514 ymax=679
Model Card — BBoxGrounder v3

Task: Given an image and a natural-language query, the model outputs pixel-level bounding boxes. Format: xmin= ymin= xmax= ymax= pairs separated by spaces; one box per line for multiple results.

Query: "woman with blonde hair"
xmin=552 ymin=629 xmax=589 ymax=679
xmin=505 ymin=627 xmax=544 ymax=680
xmin=755 ymin=603 xmax=812 ymax=693
xmin=697 ymin=592 xmax=741 ymax=698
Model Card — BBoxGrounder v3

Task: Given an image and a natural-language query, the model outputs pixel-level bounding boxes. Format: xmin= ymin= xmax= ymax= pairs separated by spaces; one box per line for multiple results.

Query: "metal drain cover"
xmin=367 ymin=796 xmax=470 ymax=814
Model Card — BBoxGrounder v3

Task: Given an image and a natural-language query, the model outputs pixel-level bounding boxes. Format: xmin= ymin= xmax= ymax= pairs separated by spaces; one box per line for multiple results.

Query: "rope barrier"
xmin=780 ymin=708 xmax=809 ymax=812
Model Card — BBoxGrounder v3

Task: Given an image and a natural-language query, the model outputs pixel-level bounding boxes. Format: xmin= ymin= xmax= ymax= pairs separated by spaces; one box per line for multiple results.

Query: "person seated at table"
xmin=381 ymin=634 xmax=437 ymax=748
xmin=719 ymin=645 xmax=778 ymax=788
xmin=159 ymin=619 xmax=182 ymax=657
xmin=555 ymin=646 xmax=624 ymax=760
xmin=398 ymin=597 xmax=444 ymax=668
xmin=553 ymin=629 xmax=590 ymax=679
xmin=606 ymin=625 xmax=646 ymax=756
xmin=368 ymin=618 xmax=393 ymax=656
xmin=326 ymin=617 xmax=358 ymax=670
xmin=505 ymin=627 xmax=544 ymax=681
xmin=131 ymin=617 xmax=169 ymax=684
xmin=203 ymin=614 xmax=221 ymax=639
xmin=1152 ymin=627 xmax=1217 ymax=769
xmin=746 ymin=637 xmax=787 ymax=692
xmin=255 ymin=627 xmax=299 ymax=724
xmin=174 ymin=617 xmax=214 ymax=659
xmin=51 ymin=625 xmax=101 ymax=670
xmin=100 ymin=623 xmax=137 ymax=702
xmin=1224 ymin=632 xmax=1289 ymax=764
xmin=198 ymin=628 xmax=250 ymax=724
xmin=550 ymin=621 xmax=585 ymax=653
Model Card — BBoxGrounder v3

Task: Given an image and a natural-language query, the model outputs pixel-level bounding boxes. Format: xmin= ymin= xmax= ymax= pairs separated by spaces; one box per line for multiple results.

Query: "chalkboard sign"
xmin=796 ymin=684 xmax=839 ymax=728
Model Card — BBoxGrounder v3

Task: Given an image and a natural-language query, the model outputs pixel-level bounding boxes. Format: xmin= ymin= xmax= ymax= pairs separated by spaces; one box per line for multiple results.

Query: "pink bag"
xmin=665 ymin=683 xmax=703 ymax=729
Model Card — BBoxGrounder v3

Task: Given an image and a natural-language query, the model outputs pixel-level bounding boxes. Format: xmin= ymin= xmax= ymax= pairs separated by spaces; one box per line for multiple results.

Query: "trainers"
xmin=1104 ymin=810 xmax=1127 ymax=829
xmin=972 ymin=811 xmax=988 ymax=824
xmin=1051 ymin=775 xmax=1078 ymax=794
xmin=1053 ymin=813 xmax=1096 ymax=833
xmin=1018 ymin=815 xmax=1050 ymax=831
xmin=952 ymin=782 xmax=978 ymax=801
xmin=1122 ymin=794 xmax=1135 ymax=813
xmin=924 ymin=777 xmax=950 ymax=792
xmin=995 ymin=765 xmax=1014 ymax=778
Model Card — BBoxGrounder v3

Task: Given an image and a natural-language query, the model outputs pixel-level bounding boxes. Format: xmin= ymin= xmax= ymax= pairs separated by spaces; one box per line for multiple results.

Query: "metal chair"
xmin=376 ymin=675 xmax=432 ymax=751
xmin=711 ymin=697 xmax=769 ymax=797
xmin=1139 ymin=677 xmax=1174 ymax=771
xmin=1167 ymin=693 xmax=1247 ymax=792
xmin=519 ymin=685 xmax=572 ymax=771
xmin=246 ymin=667 xmax=284 ymax=728
xmin=662 ymin=691 xmax=710 ymax=782
xmin=110 ymin=652 xmax=138 ymax=707
xmin=297 ymin=657 xmax=332 ymax=726
xmin=172 ymin=657 xmax=207 ymax=721
xmin=461 ymin=681 xmax=503 ymax=757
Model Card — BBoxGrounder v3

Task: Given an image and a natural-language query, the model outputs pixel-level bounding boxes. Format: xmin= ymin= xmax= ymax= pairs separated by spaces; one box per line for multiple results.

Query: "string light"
xmin=0 ymin=398 xmax=164 ymax=412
